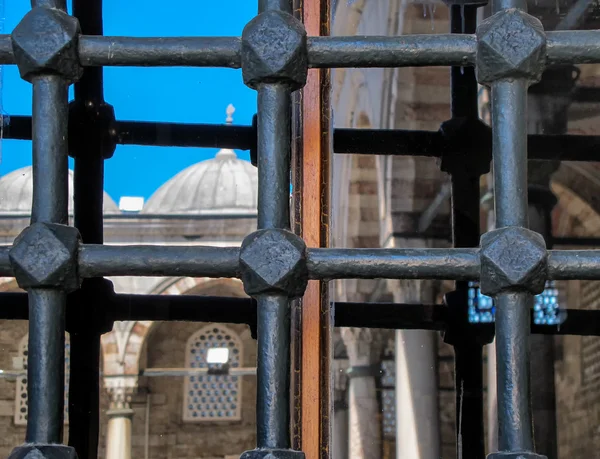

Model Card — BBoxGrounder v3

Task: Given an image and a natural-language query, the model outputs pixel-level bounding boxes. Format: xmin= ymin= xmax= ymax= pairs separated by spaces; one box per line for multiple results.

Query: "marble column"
xmin=392 ymin=279 xmax=440 ymax=459
xmin=333 ymin=359 xmax=349 ymax=459
xmin=341 ymin=328 xmax=383 ymax=459
xmin=105 ymin=383 xmax=134 ymax=459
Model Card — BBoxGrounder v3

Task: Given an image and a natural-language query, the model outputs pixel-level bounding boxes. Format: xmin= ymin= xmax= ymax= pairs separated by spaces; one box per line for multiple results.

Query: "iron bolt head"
xmin=487 ymin=452 xmax=547 ymax=459
xmin=8 ymin=444 xmax=78 ymax=459
xmin=480 ymin=226 xmax=547 ymax=296
xmin=241 ymin=10 xmax=308 ymax=90
xmin=239 ymin=229 xmax=308 ymax=298
xmin=240 ymin=449 xmax=306 ymax=459
xmin=9 ymin=222 xmax=81 ymax=292
xmin=476 ymin=9 xmax=546 ymax=85
xmin=11 ymin=6 xmax=83 ymax=83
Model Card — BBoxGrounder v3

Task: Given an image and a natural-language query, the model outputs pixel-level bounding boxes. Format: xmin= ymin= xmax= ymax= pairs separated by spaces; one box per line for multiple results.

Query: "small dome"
xmin=142 ymin=150 xmax=258 ymax=215
xmin=0 ymin=166 xmax=120 ymax=215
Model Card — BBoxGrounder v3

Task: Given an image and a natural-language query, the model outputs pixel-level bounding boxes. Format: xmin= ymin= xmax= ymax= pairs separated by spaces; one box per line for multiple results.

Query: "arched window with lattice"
xmin=183 ymin=324 xmax=243 ymax=422
xmin=15 ymin=333 xmax=70 ymax=426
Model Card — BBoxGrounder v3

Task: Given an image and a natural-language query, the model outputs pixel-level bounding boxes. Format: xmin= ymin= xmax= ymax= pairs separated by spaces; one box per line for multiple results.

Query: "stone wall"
xmin=119 ymin=321 xmax=257 ymax=459
xmin=0 ymin=319 xmax=256 ymax=459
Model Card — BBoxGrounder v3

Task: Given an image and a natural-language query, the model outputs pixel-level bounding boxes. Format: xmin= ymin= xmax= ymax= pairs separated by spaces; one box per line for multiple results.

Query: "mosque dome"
xmin=142 ymin=148 xmax=258 ymax=215
xmin=0 ymin=166 xmax=120 ymax=215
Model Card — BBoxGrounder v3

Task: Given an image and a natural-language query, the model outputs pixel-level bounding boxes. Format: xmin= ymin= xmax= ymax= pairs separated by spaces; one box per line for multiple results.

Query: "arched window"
xmin=183 ymin=324 xmax=243 ymax=422
xmin=15 ymin=333 xmax=70 ymax=426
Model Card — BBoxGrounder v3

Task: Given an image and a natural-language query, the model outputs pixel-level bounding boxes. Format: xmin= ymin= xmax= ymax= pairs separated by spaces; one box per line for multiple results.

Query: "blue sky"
xmin=0 ymin=0 xmax=257 ymax=202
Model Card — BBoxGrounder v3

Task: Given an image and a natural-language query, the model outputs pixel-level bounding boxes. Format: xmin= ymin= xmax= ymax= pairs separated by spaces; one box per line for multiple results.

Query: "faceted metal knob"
xmin=480 ymin=226 xmax=547 ymax=296
xmin=476 ymin=9 xmax=546 ymax=85
xmin=8 ymin=444 xmax=78 ymax=459
xmin=9 ymin=222 xmax=82 ymax=292
xmin=239 ymin=229 xmax=308 ymax=298
xmin=241 ymin=10 xmax=308 ymax=90
xmin=11 ymin=6 xmax=83 ymax=83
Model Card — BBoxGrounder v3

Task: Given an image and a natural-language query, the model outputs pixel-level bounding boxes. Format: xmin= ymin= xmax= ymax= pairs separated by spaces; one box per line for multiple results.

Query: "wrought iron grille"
xmin=2 ymin=0 xmax=600 ymax=458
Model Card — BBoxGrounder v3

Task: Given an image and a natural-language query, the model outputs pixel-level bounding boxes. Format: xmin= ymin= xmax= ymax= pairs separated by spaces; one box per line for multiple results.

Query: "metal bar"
xmin=0 ymin=35 xmax=12 ymax=64
xmin=7 ymin=114 xmax=600 ymax=162
xmin=79 ymin=36 xmax=241 ymax=68
xmin=548 ymin=250 xmax=600 ymax=279
xmin=115 ymin=119 xmax=256 ymax=149
xmin=447 ymin=4 xmax=486 ymax=458
xmin=257 ymin=85 xmax=291 ymax=229
xmin=307 ymin=35 xmax=476 ymax=68
xmin=547 ymin=31 xmax=600 ymax=65
xmin=490 ymin=28 xmax=535 ymax=449
xmin=0 ymin=246 xmax=10 ymax=275
xmin=68 ymin=0 xmax=107 ymax=455
xmin=25 ymin=15 xmax=71 ymax=439
xmin=251 ymin=0 xmax=295 ymax=450
xmin=307 ymin=248 xmax=480 ymax=280
xmin=32 ymin=76 xmax=69 ymax=225
xmin=26 ymin=289 xmax=67 ymax=443
xmin=495 ymin=292 xmax=534 ymax=451
xmin=492 ymin=80 xmax=528 ymax=228
xmin=1 ymin=291 xmax=600 ymax=335
xmin=78 ymin=245 xmax=240 ymax=278
xmin=256 ymin=294 xmax=291 ymax=448
xmin=141 ymin=367 xmax=257 ymax=377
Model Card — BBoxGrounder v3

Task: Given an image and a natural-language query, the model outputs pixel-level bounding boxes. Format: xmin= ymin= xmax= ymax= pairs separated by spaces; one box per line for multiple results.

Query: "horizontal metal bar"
xmin=79 ymin=36 xmax=241 ymax=68
xmin=0 ymin=35 xmax=11 ymax=64
xmin=0 ymin=292 xmax=599 ymax=335
xmin=0 ymin=246 xmax=10 ymax=276
xmin=78 ymin=244 xmax=240 ymax=278
xmin=141 ymin=367 xmax=256 ymax=377
xmin=6 ymin=115 xmax=600 ymax=162
xmin=0 ymin=367 xmax=257 ymax=379
xmin=548 ymin=250 xmax=600 ymax=279
xmin=547 ymin=30 xmax=600 ymax=65
xmin=308 ymin=35 xmax=476 ymax=68
xmin=1 ymin=30 xmax=600 ymax=69
xmin=307 ymin=248 xmax=480 ymax=280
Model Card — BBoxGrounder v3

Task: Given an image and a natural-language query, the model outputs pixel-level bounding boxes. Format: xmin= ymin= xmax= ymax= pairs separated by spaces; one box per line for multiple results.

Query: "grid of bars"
xmin=1 ymin=0 xmax=600 ymax=458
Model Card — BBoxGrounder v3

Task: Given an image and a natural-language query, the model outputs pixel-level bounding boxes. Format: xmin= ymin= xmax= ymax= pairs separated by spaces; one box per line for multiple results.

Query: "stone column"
xmin=333 ymin=359 xmax=349 ymax=459
xmin=105 ymin=382 xmax=134 ymax=459
xmin=341 ymin=328 xmax=383 ymax=459
xmin=392 ymin=279 xmax=440 ymax=459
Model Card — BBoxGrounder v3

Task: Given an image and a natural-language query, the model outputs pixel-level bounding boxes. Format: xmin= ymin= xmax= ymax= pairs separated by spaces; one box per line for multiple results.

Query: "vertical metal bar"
xmin=31 ymin=75 xmax=69 ymax=226
xmin=447 ymin=6 xmax=487 ymax=458
xmin=26 ymin=290 xmax=67 ymax=443
xmin=256 ymin=294 xmax=291 ymax=448
xmin=494 ymin=292 xmax=534 ymax=451
xmin=259 ymin=0 xmax=292 ymax=14
xmin=491 ymin=34 xmax=535 ymax=451
xmin=492 ymin=80 xmax=529 ymax=229
xmin=257 ymin=85 xmax=291 ymax=230
xmin=27 ymin=67 xmax=70 ymax=443
xmin=68 ymin=0 xmax=106 ymax=455
xmin=254 ymin=0 xmax=294 ymax=449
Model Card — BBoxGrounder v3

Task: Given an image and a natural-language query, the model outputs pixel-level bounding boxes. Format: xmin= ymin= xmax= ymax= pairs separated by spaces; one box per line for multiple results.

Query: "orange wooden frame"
xmin=291 ymin=0 xmax=331 ymax=458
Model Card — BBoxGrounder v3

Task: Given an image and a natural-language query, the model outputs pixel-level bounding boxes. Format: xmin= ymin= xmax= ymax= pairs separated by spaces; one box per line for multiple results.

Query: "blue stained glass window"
xmin=468 ymin=281 xmax=562 ymax=325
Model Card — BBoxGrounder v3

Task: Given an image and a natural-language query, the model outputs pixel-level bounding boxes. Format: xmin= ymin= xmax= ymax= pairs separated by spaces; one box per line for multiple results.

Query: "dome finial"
xmin=226 ymin=104 xmax=235 ymax=125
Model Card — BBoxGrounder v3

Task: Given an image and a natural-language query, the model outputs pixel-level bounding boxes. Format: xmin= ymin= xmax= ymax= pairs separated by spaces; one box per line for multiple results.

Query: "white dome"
xmin=142 ymin=149 xmax=258 ymax=215
xmin=0 ymin=166 xmax=120 ymax=215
